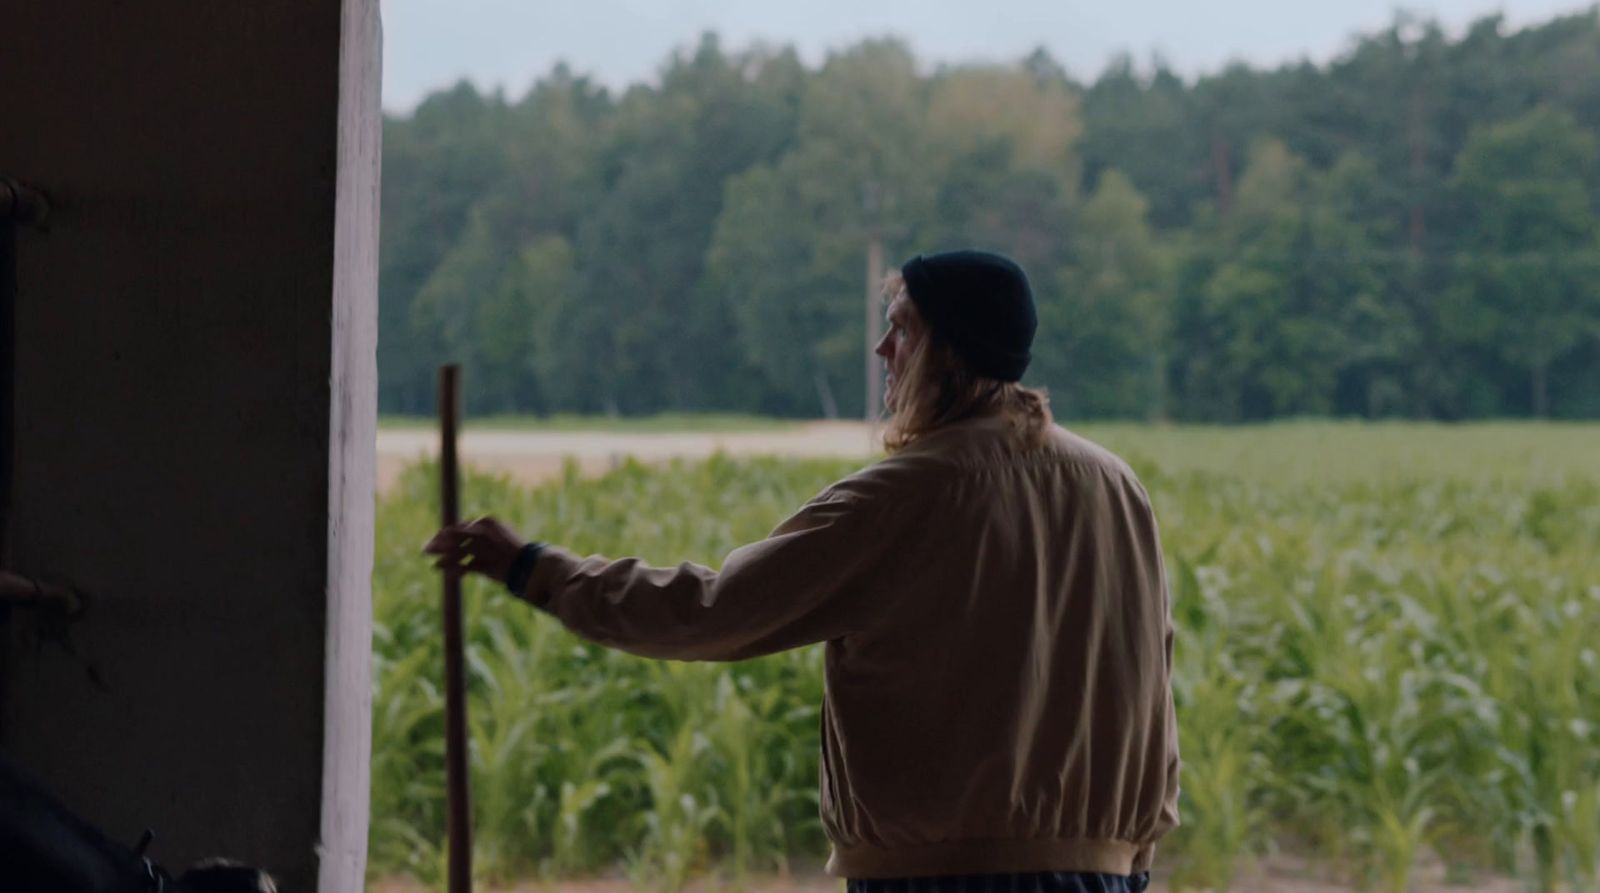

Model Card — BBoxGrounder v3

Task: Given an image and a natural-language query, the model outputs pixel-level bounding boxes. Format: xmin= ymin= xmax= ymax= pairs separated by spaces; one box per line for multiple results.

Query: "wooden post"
xmin=863 ymin=178 xmax=885 ymax=425
xmin=865 ymin=234 xmax=884 ymax=424
xmin=438 ymin=364 xmax=472 ymax=893
xmin=1407 ymin=85 xmax=1427 ymax=258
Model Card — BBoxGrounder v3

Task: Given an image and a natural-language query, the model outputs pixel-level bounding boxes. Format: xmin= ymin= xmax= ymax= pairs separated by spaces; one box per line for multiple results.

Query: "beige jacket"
xmin=521 ymin=413 xmax=1181 ymax=879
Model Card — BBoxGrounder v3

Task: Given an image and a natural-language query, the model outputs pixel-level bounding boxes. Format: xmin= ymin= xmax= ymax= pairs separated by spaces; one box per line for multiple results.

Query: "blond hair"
xmin=879 ymin=271 xmax=1054 ymax=454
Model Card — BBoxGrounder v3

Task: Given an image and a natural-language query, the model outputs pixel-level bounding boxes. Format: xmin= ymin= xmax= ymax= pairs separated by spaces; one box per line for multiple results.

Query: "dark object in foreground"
xmin=0 ymin=749 xmax=277 ymax=893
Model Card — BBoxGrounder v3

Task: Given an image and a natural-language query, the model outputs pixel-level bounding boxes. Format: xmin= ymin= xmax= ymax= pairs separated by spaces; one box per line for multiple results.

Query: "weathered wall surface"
xmin=0 ymin=3 xmax=379 ymax=890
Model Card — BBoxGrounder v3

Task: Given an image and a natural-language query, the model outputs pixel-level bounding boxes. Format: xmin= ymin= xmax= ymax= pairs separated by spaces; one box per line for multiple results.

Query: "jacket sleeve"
xmin=516 ymin=479 xmax=905 ymax=662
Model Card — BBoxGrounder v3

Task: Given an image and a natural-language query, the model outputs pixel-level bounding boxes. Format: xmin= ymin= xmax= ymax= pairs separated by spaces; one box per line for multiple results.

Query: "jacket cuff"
xmin=519 ymin=545 xmax=580 ymax=613
xmin=503 ymin=542 xmax=545 ymax=596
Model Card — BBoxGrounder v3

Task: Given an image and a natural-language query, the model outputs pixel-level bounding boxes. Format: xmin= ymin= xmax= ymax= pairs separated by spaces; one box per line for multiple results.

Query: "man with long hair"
xmin=427 ymin=249 xmax=1179 ymax=892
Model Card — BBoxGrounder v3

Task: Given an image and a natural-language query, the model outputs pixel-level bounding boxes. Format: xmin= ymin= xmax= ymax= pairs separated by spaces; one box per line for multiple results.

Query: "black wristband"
xmin=505 ymin=542 xmax=545 ymax=596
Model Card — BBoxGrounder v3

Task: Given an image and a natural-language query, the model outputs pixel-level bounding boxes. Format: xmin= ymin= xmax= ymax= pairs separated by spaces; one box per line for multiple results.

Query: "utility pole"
xmin=1211 ymin=133 xmax=1234 ymax=216
xmin=865 ymin=235 xmax=884 ymax=421
xmin=864 ymin=182 xmax=885 ymax=424
xmin=1408 ymin=84 xmax=1427 ymax=258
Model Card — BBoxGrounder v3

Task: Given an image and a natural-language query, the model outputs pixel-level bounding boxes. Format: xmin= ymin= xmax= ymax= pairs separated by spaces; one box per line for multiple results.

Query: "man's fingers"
xmin=425 ymin=518 xmax=515 ymax=563
xmin=467 ymin=516 xmax=520 ymax=539
xmin=423 ymin=525 xmax=472 ymax=554
xmin=423 ymin=535 xmax=453 ymax=555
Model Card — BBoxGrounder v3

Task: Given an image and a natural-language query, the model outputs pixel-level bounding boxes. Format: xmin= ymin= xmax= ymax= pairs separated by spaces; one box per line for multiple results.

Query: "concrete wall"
xmin=0 ymin=3 xmax=380 ymax=891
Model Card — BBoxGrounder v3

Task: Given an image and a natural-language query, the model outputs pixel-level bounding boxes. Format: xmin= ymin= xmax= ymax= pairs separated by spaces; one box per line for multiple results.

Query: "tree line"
xmin=379 ymin=8 xmax=1600 ymax=420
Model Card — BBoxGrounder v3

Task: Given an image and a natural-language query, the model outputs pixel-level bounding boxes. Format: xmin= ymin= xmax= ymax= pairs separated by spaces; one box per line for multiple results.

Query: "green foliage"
xmin=370 ymin=424 xmax=1600 ymax=892
xmin=380 ymin=12 xmax=1600 ymax=422
xmin=1445 ymin=106 xmax=1600 ymax=416
xmin=705 ymin=39 xmax=945 ymax=419
xmin=1036 ymin=169 xmax=1168 ymax=419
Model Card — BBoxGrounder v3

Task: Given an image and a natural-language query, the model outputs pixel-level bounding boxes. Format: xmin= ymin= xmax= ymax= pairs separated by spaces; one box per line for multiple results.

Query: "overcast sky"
xmin=380 ymin=0 xmax=1596 ymax=113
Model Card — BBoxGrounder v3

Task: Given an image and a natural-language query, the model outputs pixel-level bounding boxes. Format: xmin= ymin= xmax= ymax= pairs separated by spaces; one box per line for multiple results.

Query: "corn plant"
xmin=367 ymin=424 xmax=1600 ymax=892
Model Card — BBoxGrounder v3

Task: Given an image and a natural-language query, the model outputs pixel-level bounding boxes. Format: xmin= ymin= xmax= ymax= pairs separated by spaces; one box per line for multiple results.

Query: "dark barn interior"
xmin=2 ymin=3 xmax=383 ymax=890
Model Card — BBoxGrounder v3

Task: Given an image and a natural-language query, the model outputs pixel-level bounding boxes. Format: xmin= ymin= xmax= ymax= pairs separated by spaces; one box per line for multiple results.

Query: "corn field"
xmin=369 ymin=424 xmax=1600 ymax=892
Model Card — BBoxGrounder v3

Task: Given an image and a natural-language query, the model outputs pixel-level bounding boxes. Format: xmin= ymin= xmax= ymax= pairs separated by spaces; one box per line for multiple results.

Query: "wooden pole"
xmin=438 ymin=364 xmax=472 ymax=893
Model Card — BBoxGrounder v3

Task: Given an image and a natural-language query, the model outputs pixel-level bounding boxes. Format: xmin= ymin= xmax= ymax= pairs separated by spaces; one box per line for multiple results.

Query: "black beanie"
xmin=899 ymin=249 xmax=1036 ymax=382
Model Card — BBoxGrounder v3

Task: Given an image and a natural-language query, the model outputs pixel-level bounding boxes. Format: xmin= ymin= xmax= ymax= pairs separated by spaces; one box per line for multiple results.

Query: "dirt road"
xmin=376 ymin=421 xmax=880 ymax=494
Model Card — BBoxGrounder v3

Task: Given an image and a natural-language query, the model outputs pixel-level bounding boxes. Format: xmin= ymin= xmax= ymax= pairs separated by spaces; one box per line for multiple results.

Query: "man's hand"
xmin=424 ymin=516 xmax=525 ymax=585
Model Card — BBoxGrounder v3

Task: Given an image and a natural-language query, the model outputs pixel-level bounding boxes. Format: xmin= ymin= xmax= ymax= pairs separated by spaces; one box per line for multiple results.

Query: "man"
xmin=426 ymin=249 xmax=1180 ymax=893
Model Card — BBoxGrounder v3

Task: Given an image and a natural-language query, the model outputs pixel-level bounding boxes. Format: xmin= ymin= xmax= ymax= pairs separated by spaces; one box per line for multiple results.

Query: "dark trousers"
xmin=847 ymin=872 xmax=1152 ymax=893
